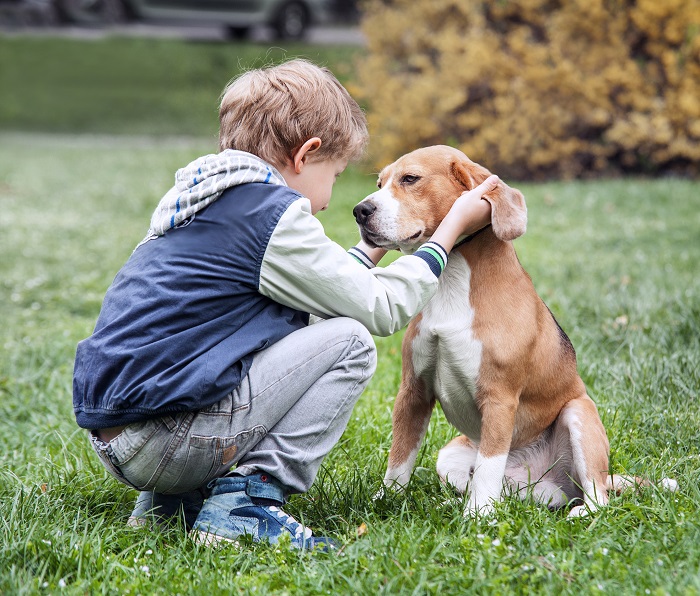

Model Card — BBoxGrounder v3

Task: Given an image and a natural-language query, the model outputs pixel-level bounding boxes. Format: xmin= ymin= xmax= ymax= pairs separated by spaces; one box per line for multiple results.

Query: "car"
xmin=55 ymin=0 xmax=332 ymax=40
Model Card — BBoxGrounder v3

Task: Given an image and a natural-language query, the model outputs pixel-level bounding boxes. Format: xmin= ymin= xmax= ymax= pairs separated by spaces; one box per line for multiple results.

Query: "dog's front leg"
xmin=466 ymin=394 xmax=517 ymax=516
xmin=383 ymin=376 xmax=435 ymax=492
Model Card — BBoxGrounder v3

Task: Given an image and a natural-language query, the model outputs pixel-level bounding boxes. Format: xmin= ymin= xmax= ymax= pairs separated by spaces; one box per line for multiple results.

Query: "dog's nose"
xmin=353 ymin=201 xmax=377 ymax=224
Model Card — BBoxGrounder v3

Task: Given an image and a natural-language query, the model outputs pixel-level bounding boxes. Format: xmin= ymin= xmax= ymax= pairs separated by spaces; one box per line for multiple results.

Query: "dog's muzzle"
xmin=353 ymin=201 xmax=376 ymax=226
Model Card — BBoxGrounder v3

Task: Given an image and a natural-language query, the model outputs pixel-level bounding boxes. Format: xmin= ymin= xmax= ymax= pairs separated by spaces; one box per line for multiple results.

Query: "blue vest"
xmin=73 ymin=183 xmax=309 ymax=429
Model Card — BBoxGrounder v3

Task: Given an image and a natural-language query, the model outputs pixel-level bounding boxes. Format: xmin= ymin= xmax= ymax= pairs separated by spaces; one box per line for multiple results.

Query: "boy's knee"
xmin=345 ymin=318 xmax=377 ymax=375
xmin=324 ymin=317 xmax=377 ymax=374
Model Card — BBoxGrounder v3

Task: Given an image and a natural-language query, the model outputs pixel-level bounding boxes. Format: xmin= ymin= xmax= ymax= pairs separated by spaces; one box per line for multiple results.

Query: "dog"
xmin=354 ymin=145 xmax=677 ymax=517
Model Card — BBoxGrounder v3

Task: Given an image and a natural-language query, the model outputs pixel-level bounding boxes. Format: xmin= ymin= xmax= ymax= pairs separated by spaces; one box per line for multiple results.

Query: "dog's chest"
xmin=411 ymin=253 xmax=482 ymax=440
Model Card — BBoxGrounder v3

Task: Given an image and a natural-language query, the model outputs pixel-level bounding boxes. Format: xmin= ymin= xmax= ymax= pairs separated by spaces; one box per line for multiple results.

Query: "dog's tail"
xmin=606 ymin=474 xmax=678 ymax=494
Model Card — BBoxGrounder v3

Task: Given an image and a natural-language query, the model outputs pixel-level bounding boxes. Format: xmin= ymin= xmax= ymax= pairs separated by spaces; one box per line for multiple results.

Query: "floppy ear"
xmin=451 ymin=159 xmax=527 ymax=241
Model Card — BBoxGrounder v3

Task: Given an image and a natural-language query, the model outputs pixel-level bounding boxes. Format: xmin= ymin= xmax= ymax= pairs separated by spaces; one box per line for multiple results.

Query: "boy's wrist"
xmin=355 ymin=240 xmax=388 ymax=265
xmin=459 ymin=197 xmax=492 ymax=236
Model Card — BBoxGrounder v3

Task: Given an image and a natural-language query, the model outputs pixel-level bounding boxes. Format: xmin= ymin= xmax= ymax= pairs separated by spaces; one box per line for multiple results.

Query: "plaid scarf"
xmin=138 ymin=149 xmax=286 ymax=247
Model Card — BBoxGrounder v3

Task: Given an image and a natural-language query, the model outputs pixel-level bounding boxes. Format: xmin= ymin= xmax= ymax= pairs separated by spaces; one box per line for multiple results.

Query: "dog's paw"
xmin=440 ymin=497 xmax=463 ymax=509
xmin=373 ymin=478 xmax=408 ymax=501
xmin=463 ymin=497 xmax=496 ymax=518
xmin=660 ymin=477 xmax=678 ymax=492
xmin=372 ymin=486 xmax=386 ymax=501
xmin=567 ymin=504 xmax=592 ymax=519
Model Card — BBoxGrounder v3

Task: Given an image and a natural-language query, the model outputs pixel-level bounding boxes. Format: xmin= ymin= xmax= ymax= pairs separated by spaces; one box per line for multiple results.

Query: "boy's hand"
xmin=430 ymin=175 xmax=497 ymax=252
xmin=450 ymin=175 xmax=498 ymax=237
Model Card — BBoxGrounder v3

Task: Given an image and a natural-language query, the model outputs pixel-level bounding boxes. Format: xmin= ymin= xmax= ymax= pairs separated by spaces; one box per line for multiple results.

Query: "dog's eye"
xmin=401 ymin=174 xmax=421 ymax=185
xmin=377 ymin=179 xmax=382 ymax=189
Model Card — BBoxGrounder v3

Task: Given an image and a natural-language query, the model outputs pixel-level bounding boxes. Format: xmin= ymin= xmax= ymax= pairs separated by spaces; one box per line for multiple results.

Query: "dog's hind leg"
xmin=436 ymin=435 xmax=478 ymax=493
xmin=558 ymin=394 xmax=611 ymax=518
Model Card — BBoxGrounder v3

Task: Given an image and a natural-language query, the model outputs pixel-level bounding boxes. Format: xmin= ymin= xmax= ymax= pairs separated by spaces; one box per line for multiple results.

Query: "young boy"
xmin=73 ymin=59 xmax=496 ymax=550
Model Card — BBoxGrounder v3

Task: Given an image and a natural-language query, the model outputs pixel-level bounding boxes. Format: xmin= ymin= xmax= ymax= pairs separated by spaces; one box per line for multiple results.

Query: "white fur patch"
xmin=383 ymin=445 xmax=420 ymax=491
xmin=436 ymin=440 xmax=478 ymax=493
xmin=412 ymin=252 xmax=483 ymax=440
xmin=561 ymin=406 xmax=605 ymax=511
xmin=560 ymin=407 xmax=592 ymax=495
xmin=383 ymin=416 xmax=431 ymax=491
xmin=365 ymin=181 xmax=402 ymax=244
xmin=467 ymin=452 xmax=508 ymax=514
xmin=661 ymin=478 xmax=678 ymax=492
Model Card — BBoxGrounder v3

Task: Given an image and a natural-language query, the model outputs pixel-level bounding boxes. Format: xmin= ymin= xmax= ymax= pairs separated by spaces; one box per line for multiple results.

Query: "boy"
xmin=73 ymin=59 xmax=496 ymax=550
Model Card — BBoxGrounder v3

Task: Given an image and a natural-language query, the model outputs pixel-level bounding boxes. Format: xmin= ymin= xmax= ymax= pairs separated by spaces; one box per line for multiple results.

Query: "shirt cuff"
xmin=414 ymin=241 xmax=448 ymax=277
xmin=348 ymin=246 xmax=376 ymax=269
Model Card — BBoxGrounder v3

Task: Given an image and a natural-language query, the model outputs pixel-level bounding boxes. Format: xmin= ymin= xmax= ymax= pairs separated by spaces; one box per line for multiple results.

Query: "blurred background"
xmin=0 ymin=0 xmax=361 ymax=40
xmin=1 ymin=0 xmax=699 ymax=179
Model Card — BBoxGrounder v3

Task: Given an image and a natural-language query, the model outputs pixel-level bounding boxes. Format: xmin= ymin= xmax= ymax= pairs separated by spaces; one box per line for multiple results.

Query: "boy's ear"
xmin=293 ymin=137 xmax=323 ymax=173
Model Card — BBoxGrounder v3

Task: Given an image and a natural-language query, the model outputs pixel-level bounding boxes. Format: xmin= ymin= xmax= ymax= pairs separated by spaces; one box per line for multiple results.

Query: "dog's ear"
xmin=451 ymin=159 xmax=527 ymax=241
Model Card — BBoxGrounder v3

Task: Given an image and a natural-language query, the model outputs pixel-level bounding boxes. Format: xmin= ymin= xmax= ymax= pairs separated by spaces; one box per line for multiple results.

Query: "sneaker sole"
xmin=126 ymin=516 xmax=148 ymax=528
xmin=191 ymin=529 xmax=337 ymax=552
xmin=191 ymin=529 xmax=240 ymax=548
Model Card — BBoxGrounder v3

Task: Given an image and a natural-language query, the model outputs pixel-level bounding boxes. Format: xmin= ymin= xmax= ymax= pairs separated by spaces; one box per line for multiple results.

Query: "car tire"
xmin=57 ymin=0 xmax=128 ymax=25
xmin=227 ymin=25 xmax=251 ymax=40
xmin=272 ymin=1 xmax=308 ymax=40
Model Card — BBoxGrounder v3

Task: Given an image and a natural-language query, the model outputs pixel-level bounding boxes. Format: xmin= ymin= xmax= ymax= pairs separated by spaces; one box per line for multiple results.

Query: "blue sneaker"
xmin=191 ymin=474 xmax=337 ymax=552
xmin=127 ymin=489 xmax=206 ymax=530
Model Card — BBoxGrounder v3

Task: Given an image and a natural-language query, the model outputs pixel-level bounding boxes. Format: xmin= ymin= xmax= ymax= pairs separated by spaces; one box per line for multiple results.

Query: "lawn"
xmin=1 ymin=35 xmax=699 ymax=594
xmin=0 ymin=36 xmax=362 ymax=137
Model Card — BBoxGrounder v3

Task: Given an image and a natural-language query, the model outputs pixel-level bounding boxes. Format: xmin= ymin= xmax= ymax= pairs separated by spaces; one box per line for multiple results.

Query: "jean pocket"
xmin=109 ymin=416 xmax=181 ymax=490
xmin=159 ymin=426 xmax=267 ymax=494
xmin=89 ymin=432 xmax=140 ymax=490
xmin=110 ymin=417 xmax=167 ymax=466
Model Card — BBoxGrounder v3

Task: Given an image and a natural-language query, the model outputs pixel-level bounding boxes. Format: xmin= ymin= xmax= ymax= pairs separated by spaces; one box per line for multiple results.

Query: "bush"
xmin=356 ymin=0 xmax=700 ymax=179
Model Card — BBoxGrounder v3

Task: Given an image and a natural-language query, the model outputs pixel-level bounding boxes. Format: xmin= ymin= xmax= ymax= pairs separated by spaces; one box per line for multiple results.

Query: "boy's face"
xmin=283 ymin=157 xmax=348 ymax=215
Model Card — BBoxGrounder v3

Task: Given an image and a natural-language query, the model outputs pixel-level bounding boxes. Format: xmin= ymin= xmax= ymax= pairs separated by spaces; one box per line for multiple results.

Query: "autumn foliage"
xmin=356 ymin=0 xmax=700 ymax=179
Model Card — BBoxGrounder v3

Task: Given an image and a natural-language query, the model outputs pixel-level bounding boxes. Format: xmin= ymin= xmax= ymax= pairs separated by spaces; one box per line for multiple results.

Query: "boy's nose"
xmin=353 ymin=201 xmax=377 ymax=224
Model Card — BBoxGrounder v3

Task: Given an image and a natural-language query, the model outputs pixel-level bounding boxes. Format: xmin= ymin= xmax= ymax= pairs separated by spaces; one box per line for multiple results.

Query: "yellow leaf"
xmin=357 ymin=522 xmax=368 ymax=538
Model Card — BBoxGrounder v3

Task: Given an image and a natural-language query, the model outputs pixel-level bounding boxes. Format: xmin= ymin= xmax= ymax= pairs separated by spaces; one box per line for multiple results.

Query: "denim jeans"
xmin=89 ymin=317 xmax=377 ymax=494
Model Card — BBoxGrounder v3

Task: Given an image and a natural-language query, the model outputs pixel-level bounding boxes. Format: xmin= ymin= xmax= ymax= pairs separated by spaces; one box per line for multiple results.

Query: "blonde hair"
xmin=219 ymin=59 xmax=368 ymax=169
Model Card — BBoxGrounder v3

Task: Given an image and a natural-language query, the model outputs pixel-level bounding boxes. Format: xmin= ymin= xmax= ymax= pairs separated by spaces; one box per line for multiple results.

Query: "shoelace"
xmin=268 ymin=506 xmax=313 ymax=540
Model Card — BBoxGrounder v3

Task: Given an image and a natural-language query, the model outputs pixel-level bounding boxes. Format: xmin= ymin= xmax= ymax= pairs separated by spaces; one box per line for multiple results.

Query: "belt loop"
xmin=161 ymin=415 xmax=178 ymax=432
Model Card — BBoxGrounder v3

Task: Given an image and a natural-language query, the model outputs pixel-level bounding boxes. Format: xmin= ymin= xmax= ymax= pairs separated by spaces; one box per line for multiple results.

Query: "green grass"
xmin=1 ymin=34 xmax=699 ymax=595
xmin=0 ymin=36 xmax=362 ymax=136
xmin=1 ymin=132 xmax=698 ymax=594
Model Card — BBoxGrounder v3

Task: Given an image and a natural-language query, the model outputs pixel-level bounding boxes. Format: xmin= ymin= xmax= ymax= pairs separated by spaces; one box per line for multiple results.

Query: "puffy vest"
xmin=73 ymin=183 xmax=309 ymax=429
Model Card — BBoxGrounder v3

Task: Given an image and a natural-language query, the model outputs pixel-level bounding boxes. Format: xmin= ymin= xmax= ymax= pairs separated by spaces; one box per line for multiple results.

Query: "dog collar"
xmin=454 ymin=224 xmax=492 ymax=249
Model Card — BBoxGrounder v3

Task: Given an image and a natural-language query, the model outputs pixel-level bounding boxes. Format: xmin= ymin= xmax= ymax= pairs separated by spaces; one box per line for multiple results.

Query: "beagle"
xmin=355 ymin=145 xmax=676 ymax=517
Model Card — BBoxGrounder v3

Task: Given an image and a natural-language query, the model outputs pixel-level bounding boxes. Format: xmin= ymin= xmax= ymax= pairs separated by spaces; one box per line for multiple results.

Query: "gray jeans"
xmin=90 ymin=317 xmax=377 ymax=494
